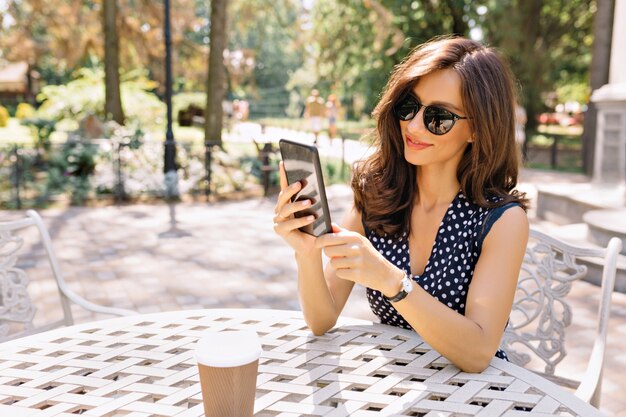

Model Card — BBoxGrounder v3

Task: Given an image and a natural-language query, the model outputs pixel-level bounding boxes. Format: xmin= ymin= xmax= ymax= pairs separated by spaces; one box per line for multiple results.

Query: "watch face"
xmin=402 ymin=276 xmax=414 ymax=292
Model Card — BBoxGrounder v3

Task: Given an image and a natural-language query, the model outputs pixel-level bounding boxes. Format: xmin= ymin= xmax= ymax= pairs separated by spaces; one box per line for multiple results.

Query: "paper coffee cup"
xmin=195 ymin=330 xmax=262 ymax=417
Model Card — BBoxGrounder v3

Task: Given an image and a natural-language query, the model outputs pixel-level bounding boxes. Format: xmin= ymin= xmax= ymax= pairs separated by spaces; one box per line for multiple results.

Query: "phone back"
xmin=279 ymin=139 xmax=332 ymax=236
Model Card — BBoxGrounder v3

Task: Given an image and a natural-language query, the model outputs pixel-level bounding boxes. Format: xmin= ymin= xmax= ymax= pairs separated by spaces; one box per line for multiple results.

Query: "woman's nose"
xmin=406 ymin=108 xmax=426 ymax=134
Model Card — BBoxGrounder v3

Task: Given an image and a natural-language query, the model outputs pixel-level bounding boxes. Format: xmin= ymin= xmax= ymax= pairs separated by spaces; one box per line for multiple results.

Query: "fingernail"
xmin=301 ymin=200 xmax=310 ymax=206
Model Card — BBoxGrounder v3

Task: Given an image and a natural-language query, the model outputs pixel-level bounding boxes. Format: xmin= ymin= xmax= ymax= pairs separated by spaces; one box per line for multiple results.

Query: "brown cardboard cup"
xmin=195 ymin=330 xmax=261 ymax=417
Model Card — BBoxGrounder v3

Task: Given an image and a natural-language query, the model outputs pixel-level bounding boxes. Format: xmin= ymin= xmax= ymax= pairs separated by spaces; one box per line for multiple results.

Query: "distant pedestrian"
xmin=326 ymin=94 xmax=340 ymax=143
xmin=239 ymin=99 xmax=249 ymax=121
xmin=232 ymin=99 xmax=241 ymax=121
xmin=304 ymin=89 xmax=326 ymax=145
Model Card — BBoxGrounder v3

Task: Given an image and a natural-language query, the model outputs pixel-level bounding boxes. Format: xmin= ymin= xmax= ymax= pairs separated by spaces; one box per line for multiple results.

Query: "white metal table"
xmin=0 ymin=309 xmax=606 ymax=416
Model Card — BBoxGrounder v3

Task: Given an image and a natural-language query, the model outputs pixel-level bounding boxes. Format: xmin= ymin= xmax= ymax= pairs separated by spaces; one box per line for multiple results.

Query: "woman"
xmin=273 ymin=36 xmax=529 ymax=373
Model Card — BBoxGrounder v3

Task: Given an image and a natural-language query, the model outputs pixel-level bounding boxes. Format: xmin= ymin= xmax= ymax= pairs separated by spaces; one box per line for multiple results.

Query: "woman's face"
xmin=399 ymin=69 xmax=472 ymax=170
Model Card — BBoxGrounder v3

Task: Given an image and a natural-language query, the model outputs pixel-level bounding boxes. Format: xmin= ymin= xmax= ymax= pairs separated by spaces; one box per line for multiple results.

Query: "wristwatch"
xmin=384 ymin=272 xmax=414 ymax=303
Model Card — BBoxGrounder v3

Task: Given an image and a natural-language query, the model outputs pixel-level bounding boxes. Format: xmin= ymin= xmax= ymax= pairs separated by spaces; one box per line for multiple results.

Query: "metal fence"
xmin=0 ymin=139 xmax=268 ymax=209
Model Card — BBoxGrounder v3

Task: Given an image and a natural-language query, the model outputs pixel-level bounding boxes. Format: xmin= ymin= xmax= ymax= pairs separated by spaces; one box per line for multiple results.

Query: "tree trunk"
xmin=204 ymin=0 xmax=228 ymax=146
xmin=444 ymin=0 xmax=469 ymax=35
xmin=103 ymin=0 xmax=124 ymax=124
xmin=517 ymin=0 xmax=543 ymax=158
xmin=581 ymin=0 xmax=615 ymax=175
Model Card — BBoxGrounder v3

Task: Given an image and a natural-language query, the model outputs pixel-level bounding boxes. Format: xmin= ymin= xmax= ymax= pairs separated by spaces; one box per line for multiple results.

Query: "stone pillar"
xmin=591 ymin=0 xmax=626 ymax=185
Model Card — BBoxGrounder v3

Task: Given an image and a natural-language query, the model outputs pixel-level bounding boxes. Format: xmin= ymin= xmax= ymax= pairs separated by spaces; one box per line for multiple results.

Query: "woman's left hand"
xmin=315 ymin=224 xmax=403 ymax=296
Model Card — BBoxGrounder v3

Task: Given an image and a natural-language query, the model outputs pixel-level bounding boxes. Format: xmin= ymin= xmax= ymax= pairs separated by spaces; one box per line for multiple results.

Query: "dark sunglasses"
xmin=393 ymin=95 xmax=469 ymax=135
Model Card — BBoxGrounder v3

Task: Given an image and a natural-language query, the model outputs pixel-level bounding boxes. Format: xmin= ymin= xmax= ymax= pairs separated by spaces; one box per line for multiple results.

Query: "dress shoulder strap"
xmin=477 ymin=202 xmax=521 ymax=251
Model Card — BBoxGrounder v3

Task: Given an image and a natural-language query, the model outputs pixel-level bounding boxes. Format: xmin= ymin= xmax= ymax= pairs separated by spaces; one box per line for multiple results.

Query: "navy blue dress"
xmin=364 ymin=191 xmax=518 ymax=360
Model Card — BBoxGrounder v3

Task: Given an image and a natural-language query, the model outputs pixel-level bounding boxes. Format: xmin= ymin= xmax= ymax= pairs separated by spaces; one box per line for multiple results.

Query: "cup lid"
xmin=194 ymin=330 xmax=262 ymax=367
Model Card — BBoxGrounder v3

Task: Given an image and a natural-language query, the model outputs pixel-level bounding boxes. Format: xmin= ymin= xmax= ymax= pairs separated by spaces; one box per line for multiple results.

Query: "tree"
xmin=309 ymin=0 xmax=471 ymax=117
xmin=478 ymin=0 xmax=595 ymax=141
xmin=204 ymin=0 xmax=228 ymax=146
xmin=0 ymin=0 xmax=204 ymax=92
xmin=103 ymin=0 xmax=125 ymax=124
xmin=0 ymin=0 xmax=101 ymax=84
xmin=227 ymin=0 xmax=304 ymax=117
xmin=581 ymin=0 xmax=615 ymax=175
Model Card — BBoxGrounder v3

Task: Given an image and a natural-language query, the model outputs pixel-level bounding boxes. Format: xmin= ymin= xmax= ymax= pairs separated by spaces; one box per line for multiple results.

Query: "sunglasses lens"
xmin=394 ymin=97 xmax=419 ymax=121
xmin=424 ymin=106 xmax=456 ymax=135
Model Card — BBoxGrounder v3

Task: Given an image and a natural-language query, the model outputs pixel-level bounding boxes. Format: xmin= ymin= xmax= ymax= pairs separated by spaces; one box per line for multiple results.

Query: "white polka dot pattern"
xmin=365 ymin=191 xmax=517 ymax=360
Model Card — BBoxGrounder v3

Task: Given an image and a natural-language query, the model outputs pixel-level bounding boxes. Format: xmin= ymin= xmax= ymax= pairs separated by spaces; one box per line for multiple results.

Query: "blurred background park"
xmin=0 ymin=0 xmax=614 ymax=207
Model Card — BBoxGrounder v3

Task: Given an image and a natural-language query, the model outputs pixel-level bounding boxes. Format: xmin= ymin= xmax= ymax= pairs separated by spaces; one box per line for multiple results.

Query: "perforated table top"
xmin=0 ymin=309 xmax=606 ymax=416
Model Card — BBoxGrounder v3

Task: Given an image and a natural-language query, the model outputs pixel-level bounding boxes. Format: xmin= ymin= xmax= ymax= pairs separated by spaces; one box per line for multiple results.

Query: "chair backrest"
xmin=501 ymin=228 xmax=622 ymax=407
xmin=0 ymin=210 xmax=135 ymax=341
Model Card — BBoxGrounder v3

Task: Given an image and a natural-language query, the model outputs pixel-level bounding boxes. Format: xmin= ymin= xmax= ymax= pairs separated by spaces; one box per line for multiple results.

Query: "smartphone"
xmin=278 ymin=139 xmax=332 ymax=237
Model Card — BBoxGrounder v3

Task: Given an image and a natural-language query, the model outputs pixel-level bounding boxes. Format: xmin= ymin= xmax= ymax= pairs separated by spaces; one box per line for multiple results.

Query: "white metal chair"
xmin=0 ymin=210 xmax=136 ymax=341
xmin=501 ymin=228 xmax=622 ymax=407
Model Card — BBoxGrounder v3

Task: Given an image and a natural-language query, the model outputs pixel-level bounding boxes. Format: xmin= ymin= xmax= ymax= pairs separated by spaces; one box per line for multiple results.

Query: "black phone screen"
xmin=278 ymin=139 xmax=332 ymax=236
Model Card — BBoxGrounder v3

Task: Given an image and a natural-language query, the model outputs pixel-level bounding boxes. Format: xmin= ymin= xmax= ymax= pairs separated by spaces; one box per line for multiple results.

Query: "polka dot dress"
xmin=365 ymin=191 xmax=518 ymax=360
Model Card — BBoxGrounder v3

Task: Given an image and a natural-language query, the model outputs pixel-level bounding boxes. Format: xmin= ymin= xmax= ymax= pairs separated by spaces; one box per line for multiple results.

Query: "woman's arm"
xmin=272 ymin=158 xmax=364 ymax=335
xmin=297 ymin=205 xmax=363 ymax=334
xmin=393 ymin=206 xmax=529 ymax=372
xmin=316 ymin=205 xmax=528 ymax=372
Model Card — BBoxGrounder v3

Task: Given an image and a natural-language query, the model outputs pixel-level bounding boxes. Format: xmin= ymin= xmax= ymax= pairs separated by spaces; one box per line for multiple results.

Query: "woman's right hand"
xmin=273 ymin=161 xmax=318 ymax=255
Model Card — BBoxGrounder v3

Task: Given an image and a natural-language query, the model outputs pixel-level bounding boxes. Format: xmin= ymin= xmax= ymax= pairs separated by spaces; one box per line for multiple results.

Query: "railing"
xmin=0 ymin=139 xmax=267 ymax=209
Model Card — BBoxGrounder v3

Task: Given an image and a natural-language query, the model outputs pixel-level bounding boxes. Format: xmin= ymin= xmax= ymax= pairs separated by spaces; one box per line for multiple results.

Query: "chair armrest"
xmin=62 ymin=286 xmax=137 ymax=317
xmin=575 ymin=335 xmax=604 ymax=406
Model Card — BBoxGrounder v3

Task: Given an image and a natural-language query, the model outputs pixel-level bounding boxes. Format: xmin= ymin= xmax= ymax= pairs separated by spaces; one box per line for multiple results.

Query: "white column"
xmin=591 ymin=0 xmax=626 ymax=185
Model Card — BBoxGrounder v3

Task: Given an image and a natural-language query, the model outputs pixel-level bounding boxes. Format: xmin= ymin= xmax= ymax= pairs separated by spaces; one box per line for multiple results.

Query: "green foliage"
xmin=0 ymin=106 xmax=9 ymax=127
xmin=90 ymin=139 xmax=208 ymax=198
xmin=36 ymin=68 xmax=165 ymax=128
xmin=228 ymin=0 xmax=305 ymax=118
xmin=21 ymin=118 xmax=57 ymax=153
xmin=478 ymin=0 xmax=594 ymax=127
xmin=322 ymin=156 xmax=351 ymax=185
xmin=556 ymin=82 xmax=590 ymax=105
xmin=15 ymin=103 xmax=35 ymax=120
xmin=307 ymin=0 xmax=472 ymax=117
xmin=47 ymin=141 xmax=98 ymax=205
xmin=172 ymin=92 xmax=206 ymax=119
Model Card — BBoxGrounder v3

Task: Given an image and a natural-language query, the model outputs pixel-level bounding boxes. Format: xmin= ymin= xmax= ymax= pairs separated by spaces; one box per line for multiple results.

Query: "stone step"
xmin=584 ymin=208 xmax=626 ymax=255
xmin=536 ymin=183 xmax=625 ymax=225
xmin=531 ymin=221 xmax=626 ymax=293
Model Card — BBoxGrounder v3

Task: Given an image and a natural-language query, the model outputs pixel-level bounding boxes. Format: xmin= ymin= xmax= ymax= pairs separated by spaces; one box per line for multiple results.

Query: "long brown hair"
xmin=353 ymin=36 xmax=528 ymax=236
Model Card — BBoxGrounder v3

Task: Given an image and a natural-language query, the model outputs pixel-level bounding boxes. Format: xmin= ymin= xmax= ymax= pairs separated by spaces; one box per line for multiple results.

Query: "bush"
xmin=47 ymin=141 xmax=98 ymax=205
xmin=21 ymin=118 xmax=57 ymax=153
xmin=172 ymin=92 xmax=206 ymax=119
xmin=172 ymin=92 xmax=209 ymax=127
xmin=0 ymin=106 xmax=8 ymax=127
xmin=36 ymin=68 xmax=165 ymax=129
xmin=91 ymin=137 xmax=208 ymax=198
xmin=15 ymin=103 xmax=35 ymax=120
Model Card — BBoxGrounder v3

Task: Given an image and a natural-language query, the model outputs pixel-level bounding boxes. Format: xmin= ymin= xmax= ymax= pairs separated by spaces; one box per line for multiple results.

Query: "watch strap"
xmin=384 ymin=272 xmax=412 ymax=303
